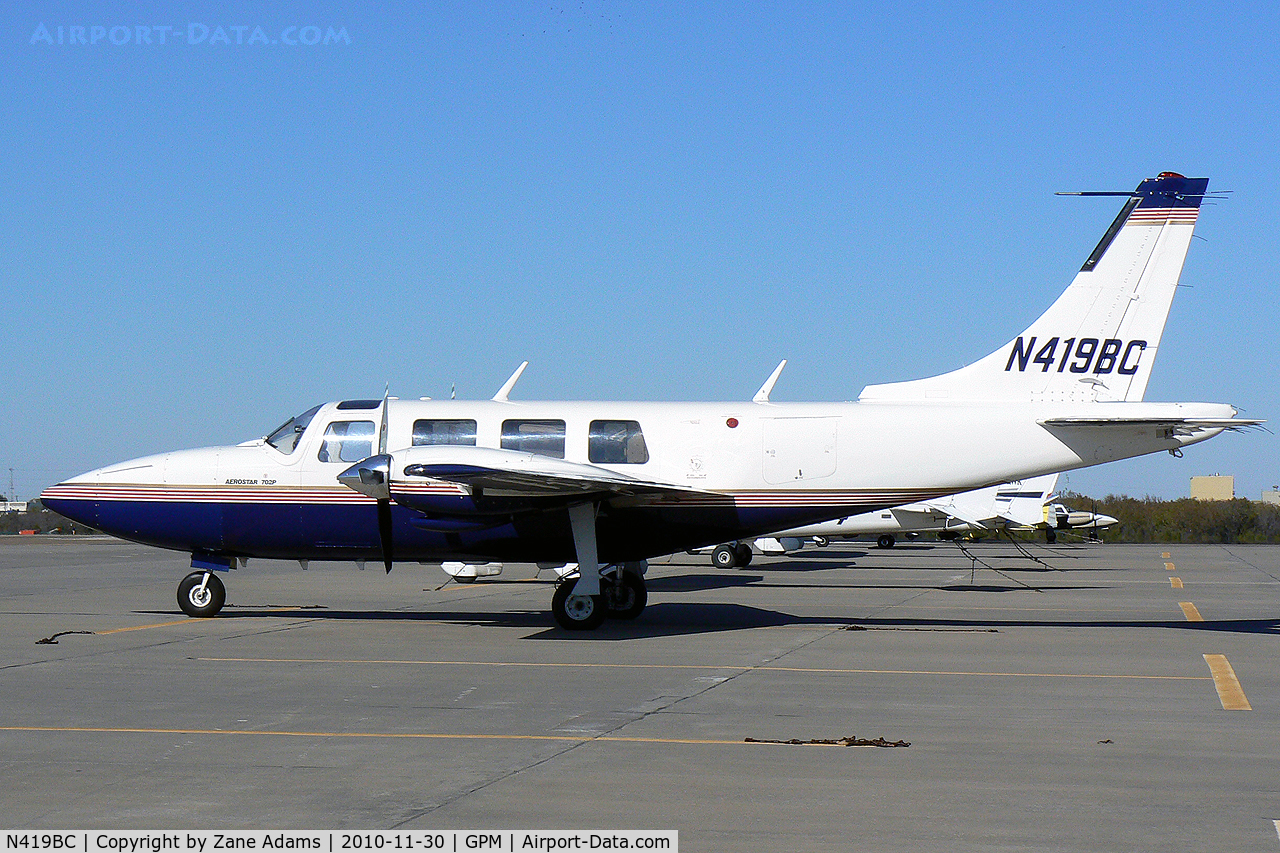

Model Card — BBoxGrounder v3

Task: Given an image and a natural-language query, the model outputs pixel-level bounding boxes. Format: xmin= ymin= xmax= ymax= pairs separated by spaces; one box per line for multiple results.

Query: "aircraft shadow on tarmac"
xmin=660 ymin=576 xmax=1109 ymax=594
xmin=133 ymin=599 xmax=1280 ymax=640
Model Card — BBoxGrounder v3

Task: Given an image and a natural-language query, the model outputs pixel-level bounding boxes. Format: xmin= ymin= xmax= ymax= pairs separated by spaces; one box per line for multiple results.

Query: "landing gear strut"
xmin=177 ymin=571 xmax=226 ymax=617
xmin=604 ymin=565 xmax=647 ymax=619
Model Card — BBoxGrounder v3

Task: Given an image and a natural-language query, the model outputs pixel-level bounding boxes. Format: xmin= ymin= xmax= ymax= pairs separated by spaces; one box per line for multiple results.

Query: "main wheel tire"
xmin=177 ymin=571 xmax=226 ymax=617
xmin=711 ymin=544 xmax=738 ymax=569
xmin=812 ymin=536 xmax=829 ymax=547
xmin=606 ymin=571 xmax=648 ymax=620
xmin=734 ymin=544 xmax=753 ymax=567
xmin=877 ymin=534 xmax=896 ymax=549
xmin=552 ymin=578 xmax=607 ymax=630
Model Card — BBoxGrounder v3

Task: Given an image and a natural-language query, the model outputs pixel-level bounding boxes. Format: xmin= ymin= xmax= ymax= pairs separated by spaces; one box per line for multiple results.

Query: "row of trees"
xmin=1056 ymin=493 xmax=1280 ymax=544
xmin=0 ymin=499 xmax=96 ymax=535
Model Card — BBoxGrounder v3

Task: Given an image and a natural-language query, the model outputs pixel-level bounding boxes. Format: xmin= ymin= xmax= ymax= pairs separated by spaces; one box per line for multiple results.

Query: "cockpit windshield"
xmin=265 ymin=404 xmax=322 ymax=454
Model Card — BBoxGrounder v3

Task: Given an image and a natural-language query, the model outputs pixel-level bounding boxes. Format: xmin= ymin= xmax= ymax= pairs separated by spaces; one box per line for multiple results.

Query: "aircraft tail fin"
xmin=859 ymin=173 xmax=1210 ymax=404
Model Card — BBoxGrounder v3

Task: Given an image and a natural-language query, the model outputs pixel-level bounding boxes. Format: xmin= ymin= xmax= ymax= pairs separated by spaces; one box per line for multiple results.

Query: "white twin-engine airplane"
xmin=704 ymin=473 xmax=1118 ymax=566
xmin=42 ymin=173 xmax=1259 ymax=629
xmin=710 ymin=474 xmax=1066 ymax=566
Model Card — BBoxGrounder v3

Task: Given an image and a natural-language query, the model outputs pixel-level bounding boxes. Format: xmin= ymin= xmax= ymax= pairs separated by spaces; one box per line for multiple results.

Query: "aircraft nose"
xmin=337 ymin=454 xmax=392 ymax=500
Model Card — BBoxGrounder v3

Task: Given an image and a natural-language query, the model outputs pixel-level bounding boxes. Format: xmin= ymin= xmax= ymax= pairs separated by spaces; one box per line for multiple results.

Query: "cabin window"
xmin=588 ymin=420 xmax=649 ymax=464
xmin=412 ymin=419 xmax=478 ymax=447
xmin=265 ymin=404 xmax=322 ymax=454
xmin=501 ymin=419 xmax=566 ymax=459
xmin=317 ymin=420 xmax=375 ymax=463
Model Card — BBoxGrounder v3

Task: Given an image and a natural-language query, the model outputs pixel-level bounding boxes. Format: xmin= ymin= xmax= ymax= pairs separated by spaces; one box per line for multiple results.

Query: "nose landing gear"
xmin=177 ymin=570 xmax=226 ymax=617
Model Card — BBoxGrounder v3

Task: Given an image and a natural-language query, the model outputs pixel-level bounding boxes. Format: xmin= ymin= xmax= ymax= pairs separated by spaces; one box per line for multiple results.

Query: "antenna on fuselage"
xmin=753 ymin=359 xmax=787 ymax=403
xmin=492 ymin=361 xmax=529 ymax=402
xmin=378 ymin=385 xmax=390 ymax=455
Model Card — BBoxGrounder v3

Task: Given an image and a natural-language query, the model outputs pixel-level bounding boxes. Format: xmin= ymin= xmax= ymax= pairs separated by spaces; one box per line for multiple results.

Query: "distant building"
xmin=1190 ymin=475 xmax=1234 ymax=501
xmin=1262 ymin=489 xmax=1280 ymax=506
xmin=1 ymin=501 xmax=27 ymax=513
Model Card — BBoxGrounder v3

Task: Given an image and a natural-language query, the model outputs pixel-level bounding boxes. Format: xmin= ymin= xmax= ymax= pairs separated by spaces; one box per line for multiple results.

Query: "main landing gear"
xmin=710 ymin=542 xmax=753 ymax=569
xmin=551 ymin=563 xmax=648 ymax=630
xmin=177 ymin=570 xmax=226 ymax=617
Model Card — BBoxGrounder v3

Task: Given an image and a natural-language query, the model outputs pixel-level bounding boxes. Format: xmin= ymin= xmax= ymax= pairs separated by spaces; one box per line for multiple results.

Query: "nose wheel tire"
xmin=177 ymin=571 xmax=226 ymax=618
xmin=552 ymin=577 xmax=607 ymax=630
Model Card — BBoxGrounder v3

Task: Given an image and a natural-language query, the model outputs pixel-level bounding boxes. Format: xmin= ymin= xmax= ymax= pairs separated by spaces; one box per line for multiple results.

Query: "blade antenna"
xmin=753 ymin=359 xmax=787 ymax=403
xmin=379 ymin=385 xmax=390 ymax=455
xmin=1055 ymin=191 xmax=1141 ymax=198
xmin=492 ymin=361 xmax=529 ymax=402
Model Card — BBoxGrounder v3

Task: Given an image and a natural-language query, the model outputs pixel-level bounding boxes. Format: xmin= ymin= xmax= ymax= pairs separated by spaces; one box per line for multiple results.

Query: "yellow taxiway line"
xmin=84 ymin=607 xmax=303 ymax=636
xmin=95 ymin=618 xmax=208 ymax=634
xmin=195 ymin=657 xmax=1210 ymax=681
xmin=0 ymin=725 xmax=822 ymax=747
xmin=1170 ymin=578 xmax=1184 ymax=589
xmin=1202 ymin=655 xmax=1251 ymax=710
xmin=1179 ymin=602 xmax=1204 ymax=622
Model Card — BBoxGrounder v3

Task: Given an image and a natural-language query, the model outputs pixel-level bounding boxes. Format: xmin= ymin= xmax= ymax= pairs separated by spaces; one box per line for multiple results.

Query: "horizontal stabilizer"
xmin=920 ymin=502 xmax=988 ymax=530
xmin=1039 ymin=417 xmax=1263 ymax=434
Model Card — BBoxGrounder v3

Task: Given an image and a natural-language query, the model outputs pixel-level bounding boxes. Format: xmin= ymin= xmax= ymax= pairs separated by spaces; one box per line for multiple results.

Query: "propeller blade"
xmin=377 ymin=498 xmax=394 ymax=573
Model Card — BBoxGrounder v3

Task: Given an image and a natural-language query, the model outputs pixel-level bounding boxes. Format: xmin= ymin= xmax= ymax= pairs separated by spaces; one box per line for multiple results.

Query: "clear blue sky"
xmin=4 ymin=2 xmax=1277 ymax=502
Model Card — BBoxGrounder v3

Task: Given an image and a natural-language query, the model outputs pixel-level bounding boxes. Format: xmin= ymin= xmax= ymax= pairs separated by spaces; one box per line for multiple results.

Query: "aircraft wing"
xmin=399 ymin=446 xmax=707 ymax=500
xmin=339 ymin=445 xmax=719 ymax=513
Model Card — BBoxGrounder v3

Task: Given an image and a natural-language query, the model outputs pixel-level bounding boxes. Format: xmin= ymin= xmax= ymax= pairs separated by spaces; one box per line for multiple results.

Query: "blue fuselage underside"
xmin=44 ymin=498 xmax=869 ymax=563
